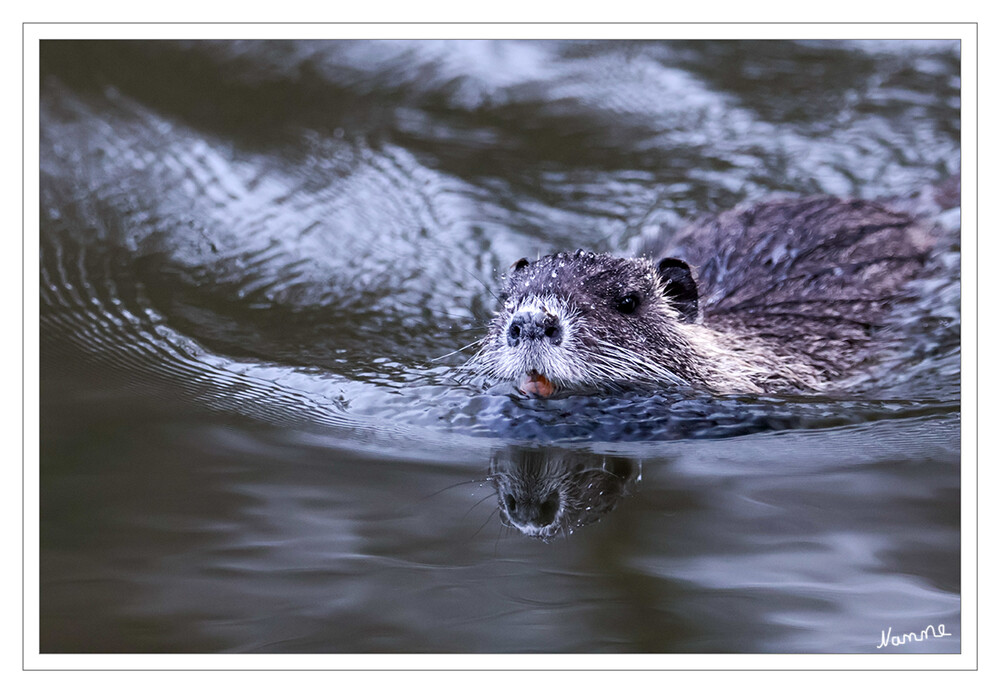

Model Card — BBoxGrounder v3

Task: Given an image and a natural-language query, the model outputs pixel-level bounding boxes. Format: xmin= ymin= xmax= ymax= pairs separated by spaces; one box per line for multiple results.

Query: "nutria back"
xmin=649 ymin=197 xmax=937 ymax=384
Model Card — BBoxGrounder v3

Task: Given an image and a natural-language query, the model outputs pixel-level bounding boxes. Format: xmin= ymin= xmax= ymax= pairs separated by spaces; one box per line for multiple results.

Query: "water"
xmin=38 ymin=39 xmax=961 ymax=654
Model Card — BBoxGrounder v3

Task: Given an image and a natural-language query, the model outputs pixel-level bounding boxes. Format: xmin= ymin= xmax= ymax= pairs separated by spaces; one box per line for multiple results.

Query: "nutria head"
xmin=470 ymin=250 xmax=707 ymax=397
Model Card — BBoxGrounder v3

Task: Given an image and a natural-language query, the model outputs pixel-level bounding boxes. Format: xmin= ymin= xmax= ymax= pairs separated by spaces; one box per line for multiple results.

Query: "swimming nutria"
xmin=470 ymin=194 xmax=948 ymax=397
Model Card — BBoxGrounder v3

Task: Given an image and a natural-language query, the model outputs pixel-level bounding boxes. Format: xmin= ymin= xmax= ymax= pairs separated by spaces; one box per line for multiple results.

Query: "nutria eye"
xmin=616 ymin=294 xmax=640 ymax=314
xmin=511 ymin=257 xmax=530 ymax=271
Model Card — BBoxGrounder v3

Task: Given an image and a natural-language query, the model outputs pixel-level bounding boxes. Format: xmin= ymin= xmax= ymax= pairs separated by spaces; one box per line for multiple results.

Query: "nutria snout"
xmin=506 ymin=309 xmax=564 ymax=347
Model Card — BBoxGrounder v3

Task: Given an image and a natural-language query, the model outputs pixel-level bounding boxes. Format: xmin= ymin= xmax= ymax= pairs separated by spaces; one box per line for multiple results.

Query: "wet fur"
xmin=656 ymin=197 xmax=935 ymax=390
xmin=473 ymin=195 xmax=941 ymax=395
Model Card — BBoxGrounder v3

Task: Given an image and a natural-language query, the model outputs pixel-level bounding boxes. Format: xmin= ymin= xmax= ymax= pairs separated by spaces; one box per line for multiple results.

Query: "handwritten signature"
xmin=877 ymin=624 xmax=952 ymax=649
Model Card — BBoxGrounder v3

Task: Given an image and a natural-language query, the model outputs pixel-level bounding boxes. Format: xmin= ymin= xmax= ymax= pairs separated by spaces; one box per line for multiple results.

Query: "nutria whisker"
xmin=462 ymin=490 xmax=499 ymax=519
xmin=420 ymin=476 xmax=492 ymax=500
xmin=470 ymin=506 xmax=500 ymax=540
xmin=431 ymin=337 xmax=486 ymax=363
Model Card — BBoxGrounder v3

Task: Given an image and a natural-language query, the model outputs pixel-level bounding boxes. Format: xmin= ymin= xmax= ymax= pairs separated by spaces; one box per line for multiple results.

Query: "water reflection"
xmin=489 ymin=447 xmax=640 ymax=539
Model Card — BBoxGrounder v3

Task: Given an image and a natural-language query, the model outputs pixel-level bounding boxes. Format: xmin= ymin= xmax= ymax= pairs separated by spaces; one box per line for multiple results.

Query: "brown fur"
xmin=653 ymin=197 xmax=935 ymax=390
xmin=473 ymin=195 xmax=940 ymax=396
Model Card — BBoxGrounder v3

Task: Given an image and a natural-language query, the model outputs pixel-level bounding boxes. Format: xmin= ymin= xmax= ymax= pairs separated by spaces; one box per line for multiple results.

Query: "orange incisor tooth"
xmin=519 ymin=372 xmax=555 ymax=398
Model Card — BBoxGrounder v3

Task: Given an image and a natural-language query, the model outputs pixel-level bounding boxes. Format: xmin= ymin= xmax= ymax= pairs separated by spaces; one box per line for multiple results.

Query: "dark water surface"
xmin=39 ymin=40 xmax=961 ymax=654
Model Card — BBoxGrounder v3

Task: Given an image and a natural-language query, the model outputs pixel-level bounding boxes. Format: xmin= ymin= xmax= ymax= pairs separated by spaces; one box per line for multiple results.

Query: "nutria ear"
xmin=656 ymin=257 xmax=699 ymax=322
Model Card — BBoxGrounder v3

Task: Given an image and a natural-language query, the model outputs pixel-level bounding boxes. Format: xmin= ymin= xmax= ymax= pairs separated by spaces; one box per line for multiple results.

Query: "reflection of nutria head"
xmin=489 ymin=447 xmax=639 ymax=540
xmin=470 ymin=197 xmax=939 ymax=398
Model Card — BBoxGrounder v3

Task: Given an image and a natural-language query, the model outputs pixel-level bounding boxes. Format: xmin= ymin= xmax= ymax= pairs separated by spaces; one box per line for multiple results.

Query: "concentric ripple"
xmin=39 ymin=40 xmax=961 ymax=445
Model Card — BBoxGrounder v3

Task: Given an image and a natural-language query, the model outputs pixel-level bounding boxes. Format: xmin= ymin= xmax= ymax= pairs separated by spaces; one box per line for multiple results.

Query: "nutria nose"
xmin=507 ymin=310 xmax=563 ymax=347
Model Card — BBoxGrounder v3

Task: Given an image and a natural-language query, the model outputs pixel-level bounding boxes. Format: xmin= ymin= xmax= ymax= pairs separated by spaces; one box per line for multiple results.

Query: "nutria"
xmin=470 ymin=194 xmax=949 ymax=397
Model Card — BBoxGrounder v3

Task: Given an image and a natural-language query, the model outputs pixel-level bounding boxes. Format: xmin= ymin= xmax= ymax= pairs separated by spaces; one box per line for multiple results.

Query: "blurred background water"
xmin=39 ymin=39 xmax=961 ymax=653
